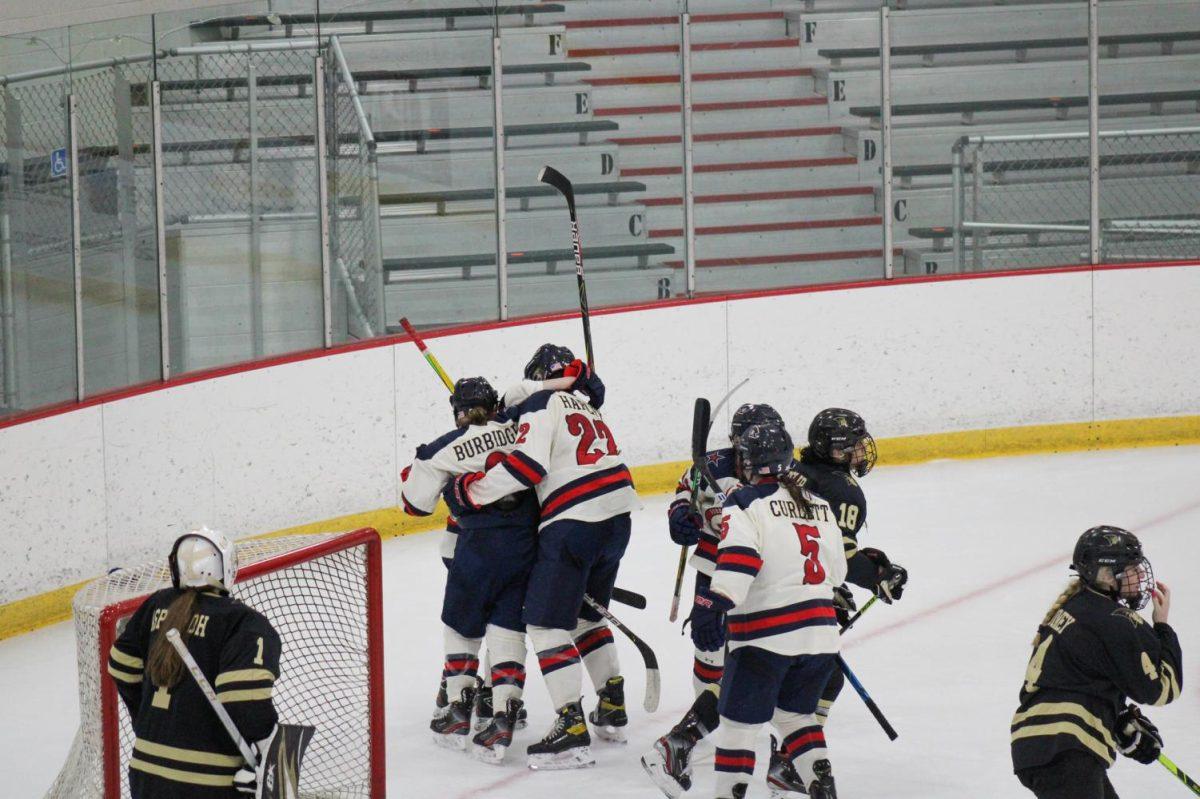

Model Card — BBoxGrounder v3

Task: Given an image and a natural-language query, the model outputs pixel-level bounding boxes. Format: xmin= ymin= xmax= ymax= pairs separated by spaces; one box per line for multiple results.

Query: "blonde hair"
xmin=1031 ymin=579 xmax=1083 ymax=648
xmin=146 ymin=588 xmax=201 ymax=688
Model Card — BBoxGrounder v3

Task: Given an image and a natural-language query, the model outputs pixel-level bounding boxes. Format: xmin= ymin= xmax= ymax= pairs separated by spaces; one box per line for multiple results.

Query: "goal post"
xmin=46 ymin=528 xmax=386 ymax=799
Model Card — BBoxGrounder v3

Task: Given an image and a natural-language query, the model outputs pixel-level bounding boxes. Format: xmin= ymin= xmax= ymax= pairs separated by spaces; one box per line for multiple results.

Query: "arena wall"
xmin=2 ymin=262 xmax=1199 ymax=636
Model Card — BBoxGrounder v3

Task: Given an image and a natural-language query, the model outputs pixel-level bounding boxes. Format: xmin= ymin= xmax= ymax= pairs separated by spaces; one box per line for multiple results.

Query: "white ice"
xmin=3 ymin=446 xmax=1198 ymax=798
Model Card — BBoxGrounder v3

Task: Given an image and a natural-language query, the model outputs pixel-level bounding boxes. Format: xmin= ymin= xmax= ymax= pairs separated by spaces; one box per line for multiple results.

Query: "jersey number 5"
xmin=566 ymin=413 xmax=619 ymax=465
xmin=793 ymin=524 xmax=826 ymax=585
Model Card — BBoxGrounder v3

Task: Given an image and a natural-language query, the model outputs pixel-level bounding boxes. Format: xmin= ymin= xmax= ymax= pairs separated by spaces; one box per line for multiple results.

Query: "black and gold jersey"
xmin=108 ymin=588 xmax=281 ymax=797
xmin=1011 ymin=585 xmax=1182 ymax=772
xmin=793 ymin=455 xmax=873 ymax=587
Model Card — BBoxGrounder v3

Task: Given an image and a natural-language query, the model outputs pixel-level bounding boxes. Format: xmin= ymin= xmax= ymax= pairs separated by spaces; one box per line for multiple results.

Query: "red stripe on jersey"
xmin=717 ymin=551 xmax=763 ymax=570
xmin=504 ymin=452 xmax=544 ymax=485
xmin=697 ymin=538 xmax=719 ymax=558
xmin=402 ymin=495 xmax=431 ymax=517
xmin=727 ymin=605 xmax=836 ymax=635
xmin=541 ymin=468 xmax=633 ymax=518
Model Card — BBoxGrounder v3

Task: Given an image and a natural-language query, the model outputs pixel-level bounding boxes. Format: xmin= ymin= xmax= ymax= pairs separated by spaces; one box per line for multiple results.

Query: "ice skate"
xmin=472 ymin=680 xmax=493 ymax=732
xmin=588 ymin=675 xmax=628 ymax=743
xmin=767 ymin=734 xmax=808 ymax=797
xmin=807 ymin=759 xmax=837 ymax=799
xmin=717 ymin=784 xmax=748 ymax=799
xmin=430 ymin=686 xmax=475 ymax=751
xmin=472 ymin=698 xmax=523 ymax=765
xmin=432 ymin=676 xmax=448 ymax=719
xmin=639 ymin=699 xmax=709 ymax=798
xmin=526 ymin=700 xmax=594 ymax=770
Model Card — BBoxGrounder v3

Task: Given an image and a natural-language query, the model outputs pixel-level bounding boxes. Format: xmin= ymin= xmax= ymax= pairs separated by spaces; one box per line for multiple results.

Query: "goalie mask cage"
xmin=44 ymin=528 xmax=386 ymax=799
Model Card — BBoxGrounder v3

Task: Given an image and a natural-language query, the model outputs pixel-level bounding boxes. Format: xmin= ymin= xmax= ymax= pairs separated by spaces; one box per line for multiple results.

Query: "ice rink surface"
xmin=3 ymin=445 xmax=1198 ymax=798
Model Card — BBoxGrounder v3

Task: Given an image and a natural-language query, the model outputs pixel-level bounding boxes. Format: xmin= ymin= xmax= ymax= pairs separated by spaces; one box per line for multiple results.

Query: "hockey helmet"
xmin=730 ymin=403 xmax=785 ymax=444
xmin=450 ymin=377 xmax=499 ymax=419
xmin=169 ymin=527 xmax=237 ymax=593
xmin=523 ymin=343 xmax=575 ymax=381
xmin=734 ymin=422 xmax=795 ymax=482
xmin=1071 ymin=525 xmax=1153 ymax=610
xmin=807 ymin=407 xmax=877 ymax=477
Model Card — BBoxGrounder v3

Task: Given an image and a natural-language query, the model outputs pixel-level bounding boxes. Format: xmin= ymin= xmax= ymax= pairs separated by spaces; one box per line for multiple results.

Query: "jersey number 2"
xmin=793 ymin=524 xmax=826 ymax=585
xmin=566 ymin=413 xmax=619 ymax=465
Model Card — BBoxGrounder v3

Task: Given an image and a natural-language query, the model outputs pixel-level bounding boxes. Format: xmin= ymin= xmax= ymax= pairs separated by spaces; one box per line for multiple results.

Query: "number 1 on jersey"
xmin=793 ymin=524 xmax=827 ymax=585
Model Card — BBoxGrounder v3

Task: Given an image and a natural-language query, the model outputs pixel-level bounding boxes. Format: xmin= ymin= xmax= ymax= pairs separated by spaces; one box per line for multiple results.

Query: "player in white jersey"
xmin=688 ymin=422 xmax=847 ymax=799
xmin=641 ymin=403 xmax=784 ymax=798
xmin=443 ymin=344 xmax=638 ymax=770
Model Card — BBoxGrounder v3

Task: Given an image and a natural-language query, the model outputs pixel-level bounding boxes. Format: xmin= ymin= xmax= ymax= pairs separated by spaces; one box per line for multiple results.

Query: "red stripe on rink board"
xmin=650 ymin=216 xmax=883 ymax=239
xmin=569 ymin=38 xmax=797 ymax=58
xmin=643 ymin=186 xmax=874 ymax=206
xmin=595 ymin=96 xmax=825 ymax=116
xmin=586 ymin=67 xmax=812 ymax=86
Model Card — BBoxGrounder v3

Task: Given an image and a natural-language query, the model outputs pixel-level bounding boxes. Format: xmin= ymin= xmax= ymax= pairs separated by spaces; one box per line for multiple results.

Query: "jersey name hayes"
xmin=767 ymin=497 xmax=833 ymax=523
xmin=452 ymin=425 xmax=519 ymax=463
xmin=149 ymin=608 xmax=211 ymax=638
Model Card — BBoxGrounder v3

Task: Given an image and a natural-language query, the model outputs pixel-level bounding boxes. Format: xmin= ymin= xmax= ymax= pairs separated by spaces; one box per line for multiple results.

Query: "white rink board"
xmin=2 ymin=265 xmax=1200 ymax=603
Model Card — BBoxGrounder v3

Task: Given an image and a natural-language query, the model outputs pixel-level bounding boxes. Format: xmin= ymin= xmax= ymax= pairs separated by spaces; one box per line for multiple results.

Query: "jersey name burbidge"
xmin=450 ymin=425 xmax=519 ymax=462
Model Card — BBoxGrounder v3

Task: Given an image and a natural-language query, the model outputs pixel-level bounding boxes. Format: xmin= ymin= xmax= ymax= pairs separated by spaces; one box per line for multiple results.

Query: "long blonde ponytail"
xmin=146 ymin=588 xmax=201 ymax=688
xmin=1031 ymin=579 xmax=1083 ymax=648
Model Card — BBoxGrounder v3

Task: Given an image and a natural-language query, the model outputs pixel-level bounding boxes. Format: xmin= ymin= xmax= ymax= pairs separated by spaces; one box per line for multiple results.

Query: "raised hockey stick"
xmin=538 ymin=165 xmax=594 ymax=369
xmin=705 ymin=376 xmax=750 ymax=439
xmin=582 ymin=594 xmax=661 ymax=713
xmin=670 ymin=397 xmax=713 ymax=622
xmin=166 ymin=629 xmax=259 ymax=765
xmin=836 ymin=654 xmax=898 ymax=741
xmin=400 ymin=316 xmax=454 ymax=392
xmin=839 ymin=595 xmax=879 ymax=635
xmin=1159 ymin=754 xmax=1200 ymax=796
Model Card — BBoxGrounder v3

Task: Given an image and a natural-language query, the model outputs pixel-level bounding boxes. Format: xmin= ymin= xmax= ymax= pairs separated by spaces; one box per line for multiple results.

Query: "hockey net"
xmin=45 ymin=529 xmax=385 ymax=799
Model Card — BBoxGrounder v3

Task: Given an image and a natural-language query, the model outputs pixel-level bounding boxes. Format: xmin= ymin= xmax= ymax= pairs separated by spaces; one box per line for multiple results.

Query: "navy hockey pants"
xmin=442 ymin=524 xmax=536 ymax=639
xmin=522 ymin=513 xmax=631 ymax=630
xmin=1017 ymin=750 xmax=1119 ymax=799
xmin=718 ymin=646 xmax=837 ymax=725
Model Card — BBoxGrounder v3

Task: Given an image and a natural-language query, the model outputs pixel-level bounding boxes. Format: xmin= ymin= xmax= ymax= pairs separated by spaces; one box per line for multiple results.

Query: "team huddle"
xmin=100 ymin=341 xmax=1183 ymax=799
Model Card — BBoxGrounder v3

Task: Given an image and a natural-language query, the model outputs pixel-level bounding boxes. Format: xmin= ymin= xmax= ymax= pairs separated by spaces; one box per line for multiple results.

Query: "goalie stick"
xmin=538 ymin=165 xmax=594 ymax=368
xmin=581 ymin=594 xmax=661 ymax=713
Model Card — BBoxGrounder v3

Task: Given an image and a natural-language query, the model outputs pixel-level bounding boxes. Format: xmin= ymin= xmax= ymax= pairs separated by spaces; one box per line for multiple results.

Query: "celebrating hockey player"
xmin=443 ymin=343 xmax=637 ymax=770
xmin=1011 ymin=526 xmax=1182 ymax=799
xmin=687 ymin=422 xmax=846 ymax=799
xmin=107 ymin=528 xmax=283 ymax=798
xmin=402 ymin=377 xmax=539 ymax=762
xmin=641 ymin=403 xmax=784 ymax=798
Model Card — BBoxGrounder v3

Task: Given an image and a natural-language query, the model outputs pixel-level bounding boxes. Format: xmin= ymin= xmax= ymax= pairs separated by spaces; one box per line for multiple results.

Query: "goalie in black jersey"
xmin=108 ymin=528 xmax=284 ymax=798
xmin=1012 ymin=526 xmax=1182 ymax=799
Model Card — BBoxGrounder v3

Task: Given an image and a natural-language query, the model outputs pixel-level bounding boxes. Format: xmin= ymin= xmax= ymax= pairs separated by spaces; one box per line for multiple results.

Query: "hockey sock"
xmin=481 ymin=648 xmax=494 ymax=689
xmin=692 ymin=646 xmax=724 ymax=696
xmin=815 ymin=697 xmax=833 ymax=726
xmin=529 ymin=625 xmax=582 ymax=710
xmin=485 ymin=624 xmax=527 ymax=708
xmin=572 ymin=619 xmax=619 ymax=693
xmin=772 ymin=709 xmax=827 ymax=785
xmin=442 ymin=626 xmax=482 ymax=699
xmin=713 ymin=717 xmax=758 ymax=797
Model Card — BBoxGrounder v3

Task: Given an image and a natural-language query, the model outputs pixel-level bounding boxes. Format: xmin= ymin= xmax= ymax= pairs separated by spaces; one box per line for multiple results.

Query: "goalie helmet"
xmin=1072 ymin=525 xmax=1154 ymax=610
xmin=450 ymin=377 xmax=499 ymax=419
xmin=807 ymin=407 xmax=877 ymax=477
xmin=734 ymin=422 xmax=794 ymax=482
xmin=523 ymin=343 xmax=575 ymax=381
xmin=169 ymin=527 xmax=237 ymax=593
xmin=729 ymin=403 xmax=784 ymax=444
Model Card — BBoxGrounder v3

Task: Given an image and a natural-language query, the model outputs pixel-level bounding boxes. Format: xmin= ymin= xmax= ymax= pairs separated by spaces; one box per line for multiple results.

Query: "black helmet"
xmin=524 ymin=343 xmax=575 ymax=381
xmin=1072 ymin=525 xmax=1153 ymax=610
xmin=807 ymin=407 xmax=877 ymax=477
xmin=730 ymin=403 xmax=784 ymax=444
xmin=734 ymin=422 xmax=794 ymax=481
xmin=450 ymin=377 xmax=498 ymax=420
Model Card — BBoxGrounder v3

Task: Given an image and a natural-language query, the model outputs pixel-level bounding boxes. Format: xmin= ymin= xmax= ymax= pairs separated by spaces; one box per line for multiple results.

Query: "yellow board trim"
xmin=134 ymin=738 xmax=243 ymax=767
xmin=129 ymin=757 xmax=236 ymax=787
xmin=217 ymin=687 xmax=273 ymax=703
xmin=109 ymin=647 xmax=144 ymax=670
xmin=215 ymin=668 xmax=276 ymax=687
xmin=4 ymin=413 xmax=1200 ymax=642
xmin=1011 ymin=721 xmax=1115 ymax=765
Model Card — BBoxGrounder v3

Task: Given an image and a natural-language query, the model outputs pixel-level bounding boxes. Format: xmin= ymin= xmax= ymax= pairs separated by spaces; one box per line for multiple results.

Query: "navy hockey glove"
xmin=668 ymin=499 xmax=703 ymax=547
xmin=862 ymin=547 xmax=907 ymax=604
xmin=833 ymin=584 xmax=857 ymax=627
xmin=1116 ymin=705 xmax=1163 ymax=764
xmin=688 ymin=588 xmax=734 ymax=652
xmin=564 ymin=359 xmax=606 ymax=409
xmin=442 ymin=472 xmax=484 ymax=517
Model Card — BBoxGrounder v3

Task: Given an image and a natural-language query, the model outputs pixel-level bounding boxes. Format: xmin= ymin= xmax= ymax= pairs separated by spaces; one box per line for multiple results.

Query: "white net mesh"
xmin=44 ymin=530 xmax=381 ymax=799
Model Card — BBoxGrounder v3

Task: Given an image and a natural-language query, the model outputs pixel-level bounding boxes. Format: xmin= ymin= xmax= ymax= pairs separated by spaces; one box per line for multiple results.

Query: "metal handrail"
xmin=959 ymin=126 xmax=1200 ymax=147
xmin=960 ymin=222 xmax=1091 ymax=233
xmin=329 ymin=36 xmax=375 ymax=147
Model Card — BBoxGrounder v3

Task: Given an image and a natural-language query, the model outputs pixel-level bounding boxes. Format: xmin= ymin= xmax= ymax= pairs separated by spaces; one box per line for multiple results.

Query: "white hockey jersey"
xmin=710 ymin=480 xmax=848 ymax=657
xmin=467 ymin=389 xmax=639 ymax=528
xmin=669 ymin=447 xmax=741 ymax=576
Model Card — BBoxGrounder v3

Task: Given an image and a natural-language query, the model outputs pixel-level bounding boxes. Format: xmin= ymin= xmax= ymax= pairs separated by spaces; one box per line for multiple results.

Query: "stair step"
xmin=570 ymin=37 xmax=798 ymax=58
xmin=622 ymin=156 xmax=857 ymax=177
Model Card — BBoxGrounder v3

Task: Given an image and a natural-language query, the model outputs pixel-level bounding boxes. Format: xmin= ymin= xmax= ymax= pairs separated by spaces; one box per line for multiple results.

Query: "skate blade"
xmin=527 ymin=746 xmax=595 ymax=770
xmin=639 ymin=752 xmax=686 ymax=799
xmin=472 ymin=743 xmax=508 ymax=765
xmin=431 ymin=731 xmax=468 ymax=752
xmin=593 ymin=724 xmax=627 ymax=744
xmin=768 ymin=780 xmax=809 ymax=798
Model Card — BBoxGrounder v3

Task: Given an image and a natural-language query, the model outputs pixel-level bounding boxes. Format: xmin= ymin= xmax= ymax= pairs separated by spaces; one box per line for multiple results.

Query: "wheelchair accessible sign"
xmin=50 ymin=148 xmax=68 ymax=179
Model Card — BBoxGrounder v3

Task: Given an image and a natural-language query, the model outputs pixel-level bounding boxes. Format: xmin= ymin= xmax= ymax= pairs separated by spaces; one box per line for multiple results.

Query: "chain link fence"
xmin=951 ymin=128 xmax=1200 ymax=270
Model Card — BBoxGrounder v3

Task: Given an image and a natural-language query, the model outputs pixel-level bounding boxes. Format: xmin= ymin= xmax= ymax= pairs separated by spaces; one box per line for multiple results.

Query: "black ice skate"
xmin=472 ymin=681 xmax=493 ymax=732
xmin=430 ymin=686 xmax=475 ymax=751
xmin=639 ymin=703 xmax=709 ymax=798
xmin=526 ymin=700 xmax=595 ymax=770
xmin=472 ymin=698 xmax=523 ymax=765
xmin=717 ymin=784 xmax=748 ymax=799
xmin=432 ymin=676 xmax=448 ymax=718
xmin=588 ymin=676 xmax=629 ymax=743
xmin=807 ymin=759 xmax=837 ymax=799
xmin=767 ymin=735 xmax=808 ymax=797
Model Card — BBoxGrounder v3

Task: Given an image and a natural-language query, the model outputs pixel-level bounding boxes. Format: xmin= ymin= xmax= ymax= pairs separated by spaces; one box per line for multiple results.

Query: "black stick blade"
xmin=538 ymin=164 xmax=576 ymax=217
xmin=692 ymin=397 xmax=712 ymax=462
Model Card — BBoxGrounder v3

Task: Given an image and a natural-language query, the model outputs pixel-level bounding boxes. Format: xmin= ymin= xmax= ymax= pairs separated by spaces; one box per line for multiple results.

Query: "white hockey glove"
xmin=233 ymin=727 xmax=277 ymax=799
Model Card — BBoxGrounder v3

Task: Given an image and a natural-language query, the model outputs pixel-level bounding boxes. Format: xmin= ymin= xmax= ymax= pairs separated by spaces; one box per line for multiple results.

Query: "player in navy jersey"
xmin=1012 ymin=527 xmax=1182 ymax=799
xmin=641 ymin=403 xmax=783 ymax=798
xmin=443 ymin=344 xmax=637 ymax=770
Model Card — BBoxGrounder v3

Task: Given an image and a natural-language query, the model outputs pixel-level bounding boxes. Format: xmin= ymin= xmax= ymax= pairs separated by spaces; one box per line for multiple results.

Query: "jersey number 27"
xmin=793 ymin=524 xmax=826 ymax=585
xmin=566 ymin=413 xmax=619 ymax=465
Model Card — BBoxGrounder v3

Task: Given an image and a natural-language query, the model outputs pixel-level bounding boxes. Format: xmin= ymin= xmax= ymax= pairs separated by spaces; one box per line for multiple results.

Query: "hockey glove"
xmin=442 ymin=472 xmax=484 ymax=517
xmin=833 ymin=584 xmax=857 ymax=627
xmin=233 ymin=728 xmax=276 ymax=798
xmin=688 ymin=588 xmax=734 ymax=652
xmin=862 ymin=547 xmax=908 ymax=604
xmin=668 ymin=499 xmax=704 ymax=547
xmin=1116 ymin=705 xmax=1163 ymax=764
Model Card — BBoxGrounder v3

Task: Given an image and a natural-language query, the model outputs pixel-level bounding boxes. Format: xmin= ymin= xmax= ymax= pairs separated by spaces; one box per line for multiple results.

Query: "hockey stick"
xmin=400 ymin=316 xmax=454 ymax=392
xmin=835 ymin=654 xmax=898 ymax=741
xmin=166 ymin=629 xmax=258 ymax=765
xmin=582 ymin=594 xmax=661 ymax=713
xmin=839 ymin=595 xmax=879 ymax=635
xmin=705 ymin=376 xmax=750 ymax=439
xmin=671 ymin=397 xmax=712 ymax=622
xmin=610 ymin=586 xmax=647 ymax=610
xmin=1160 ymin=754 xmax=1200 ymax=796
xmin=538 ymin=165 xmax=594 ymax=369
